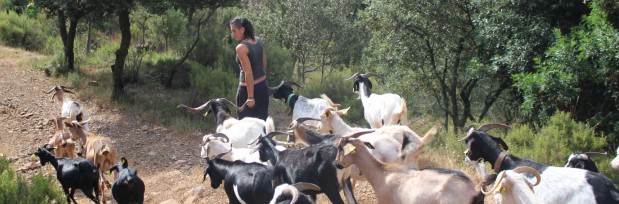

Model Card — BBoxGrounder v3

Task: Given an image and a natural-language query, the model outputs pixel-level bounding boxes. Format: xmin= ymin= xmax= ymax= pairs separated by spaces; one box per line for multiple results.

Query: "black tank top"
xmin=237 ymin=38 xmax=266 ymax=83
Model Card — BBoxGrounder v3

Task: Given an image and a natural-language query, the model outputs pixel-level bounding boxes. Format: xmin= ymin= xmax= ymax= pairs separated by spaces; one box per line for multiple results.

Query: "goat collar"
xmin=493 ymin=151 xmax=509 ymax=173
xmin=286 ymin=93 xmax=295 ymax=106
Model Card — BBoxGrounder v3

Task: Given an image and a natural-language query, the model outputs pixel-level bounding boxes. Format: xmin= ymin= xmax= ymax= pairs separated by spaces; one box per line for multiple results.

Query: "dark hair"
xmin=230 ymin=17 xmax=255 ymax=41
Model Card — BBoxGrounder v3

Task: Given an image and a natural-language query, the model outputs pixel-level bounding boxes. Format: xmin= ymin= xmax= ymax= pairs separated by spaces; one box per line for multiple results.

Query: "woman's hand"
xmin=246 ymin=98 xmax=255 ymax=108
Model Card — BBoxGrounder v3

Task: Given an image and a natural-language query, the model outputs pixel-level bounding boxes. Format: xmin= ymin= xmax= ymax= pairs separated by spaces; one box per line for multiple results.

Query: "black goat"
xmin=255 ymin=132 xmax=371 ymax=204
xmin=32 ymin=146 xmax=99 ymax=204
xmin=202 ymin=153 xmax=274 ymax=204
xmin=461 ymin=124 xmax=619 ymax=204
xmin=270 ymin=183 xmax=321 ymax=204
xmin=564 ymin=152 xmax=607 ymax=173
xmin=108 ymin=157 xmax=145 ymax=204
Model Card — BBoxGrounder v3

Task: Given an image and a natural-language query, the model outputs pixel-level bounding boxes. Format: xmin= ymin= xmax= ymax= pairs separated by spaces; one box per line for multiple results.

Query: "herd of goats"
xmin=27 ymin=73 xmax=619 ymax=204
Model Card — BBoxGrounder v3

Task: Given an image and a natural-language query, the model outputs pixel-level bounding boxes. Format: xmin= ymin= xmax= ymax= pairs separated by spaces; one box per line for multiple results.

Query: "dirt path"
xmin=0 ymin=46 xmax=377 ymax=204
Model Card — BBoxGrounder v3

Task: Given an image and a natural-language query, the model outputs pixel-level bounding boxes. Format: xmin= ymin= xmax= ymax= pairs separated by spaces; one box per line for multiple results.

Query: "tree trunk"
xmin=86 ymin=14 xmax=93 ymax=55
xmin=57 ymin=12 xmax=70 ymax=72
xmin=66 ymin=18 xmax=79 ymax=71
xmin=112 ymin=9 xmax=131 ymax=100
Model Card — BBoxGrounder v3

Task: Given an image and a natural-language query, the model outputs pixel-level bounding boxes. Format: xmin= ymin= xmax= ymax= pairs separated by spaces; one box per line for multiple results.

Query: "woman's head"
xmin=230 ymin=17 xmax=255 ymax=41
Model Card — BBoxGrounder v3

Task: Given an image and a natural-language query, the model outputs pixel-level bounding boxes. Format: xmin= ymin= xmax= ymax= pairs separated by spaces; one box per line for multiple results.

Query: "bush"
xmin=0 ymin=10 xmax=53 ymax=52
xmin=190 ymin=62 xmax=237 ymax=101
xmin=0 ymin=156 xmax=64 ymax=203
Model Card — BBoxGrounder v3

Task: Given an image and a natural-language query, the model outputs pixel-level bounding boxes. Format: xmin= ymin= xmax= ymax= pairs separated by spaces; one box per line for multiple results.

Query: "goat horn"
xmin=345 ymin=72 xmax=359 ymax=80
xmin=297 ymin=117 xmax=321 ymax=124
xmin=177 ymin=99 xmax=212 ymax=114
xmin=211 ymin=133 xmax=230 ymax=143
xmin=284 ymin=185 xmax=300 ymax=204
xmin=292 ymin=182 xmax=321 ymax=192
xmin=482 ymin=171 xmax=507 ymax=195
xmin=348 ymin=130 xmax=375 ymax=138
xmin=247 ymin=134 xmax=264 ymax=146
xmin=265 ymin=131 xmax=288 ymax=139
xmin=584 ymin=151 xmax=608 ymax=157
xmin=268 ymin=81 xmax=287 ymax=91
xmin=458 ymin=126 xmax=477 ymax=142
xmin=44 ymin=86 xmax=59 ymax=94
xmin=512 ymin=166 xmax=541 ymax=186
xmin=222 ymin=98 xmax=247 ymax=112
xmin=288 ymin=81 xmax=305 ymax=88
xmin=365 ymin=72 xmax=383 ymax=79
xmin=477 ymin=124 xmax=511 ymax=132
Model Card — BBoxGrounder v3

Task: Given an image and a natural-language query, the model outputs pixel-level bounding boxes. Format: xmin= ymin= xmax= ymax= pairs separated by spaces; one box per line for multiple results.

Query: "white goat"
xmin=346 ymin=73 xmax=408 ymax=128
xmin=335 ymin=137 xmax=483 ymax=204
xmin=317 ymin=107 xmax=435 ymax=169
xmin=44 ymin=86 xmax=89 ymax=131
xmin=611 ymin=146 xmax=619 ymax=171
xmin=178 ymin=98 xmax=275 ymax=148
xmin=483 ymin=167 xmax=542 ymax=204
xmin=269 ymin=80 xmax=342 ymax=127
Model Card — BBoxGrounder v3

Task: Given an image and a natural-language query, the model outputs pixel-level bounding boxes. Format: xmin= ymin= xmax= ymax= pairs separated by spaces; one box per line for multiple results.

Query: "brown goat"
xmin=65 ymin=120 xmax=117 ymax=204
xmin=47 ymin=117 xmax=76 ymax=158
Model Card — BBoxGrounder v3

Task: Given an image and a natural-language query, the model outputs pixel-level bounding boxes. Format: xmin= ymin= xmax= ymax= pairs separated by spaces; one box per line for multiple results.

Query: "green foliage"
xmin=0 ymin=156 xmax=64 ymax=203
xmin=513 ymin=2 xmax=619 ymax=140
xmin=0 ymin=10 xmax=51 ymax=51
xmin=150 ymin=8 xmax=187 ymax=52
xmin=190 ymin=62 xmax=237 ymax=100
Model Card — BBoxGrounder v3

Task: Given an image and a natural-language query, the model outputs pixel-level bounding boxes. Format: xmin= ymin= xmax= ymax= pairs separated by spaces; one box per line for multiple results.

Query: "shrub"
xmin=190 ymin=62 xmax=237 ymax=101
xmin=0 ymin=10 xmax=53 ymax=52
xmin=0 ymin=156 xmax=64 ymax=203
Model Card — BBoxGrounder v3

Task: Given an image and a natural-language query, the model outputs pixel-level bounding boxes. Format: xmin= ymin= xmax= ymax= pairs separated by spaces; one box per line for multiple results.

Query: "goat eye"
xmin=329 ymin=130 xmax=333 ymax=134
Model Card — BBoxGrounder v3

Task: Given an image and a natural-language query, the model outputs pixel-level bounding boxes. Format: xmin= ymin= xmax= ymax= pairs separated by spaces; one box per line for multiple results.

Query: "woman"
xmin=230 ymin=17 xmax=269 ymax=120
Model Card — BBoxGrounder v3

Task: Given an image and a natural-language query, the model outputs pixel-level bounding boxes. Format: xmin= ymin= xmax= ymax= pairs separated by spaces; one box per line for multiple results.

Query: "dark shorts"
xmin=236 ymin=80 xmax=269 ymax=121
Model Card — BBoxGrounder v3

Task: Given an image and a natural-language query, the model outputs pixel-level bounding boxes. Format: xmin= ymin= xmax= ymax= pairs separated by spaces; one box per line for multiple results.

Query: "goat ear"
xmin=492 ymin=136 xmax=509 ymax=151
xmin=120 ymin=157 xmax=128 ymax=168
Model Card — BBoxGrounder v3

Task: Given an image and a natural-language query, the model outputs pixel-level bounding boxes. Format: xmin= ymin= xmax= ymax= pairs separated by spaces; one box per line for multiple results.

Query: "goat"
xmin=482 ymin=166 xmax=542 ymax=204
xmin=44 ymin=86 xmax=90 ymax=132
xmin=269 ymin=80 xmax=341 ymax=127
xmin=202 ymin=152 xmax=275 ymax=204
xmin=47 ymin=117 xmax=76 ymax=158
xmin=32 ymin=146 xmax=100 ymax=204
xmin=334 ymin=137 xmax=483 ymax=204
xmin=200 ymin=132 xmax=287 ymax=164
xmin=612 ymin=146 xmax=619 ymax=171
xmin=269 ymin=183 xmax=321 ymax=204
xmin=288 ymin=116 xmax=437 ymax=188
xmin=346 ymin=72 xmax=408 ymax=128
xmin=316 ymin=107 xmax=436 ymax=168
xmin=108 ymin=157 xmax=145 ymax=204
xmin=65 ymin=120 xmax=117 ymax=204
xmin=178 ymin=98 xmax=274 ymax=148
xmin=461 ymin=124 xmax=619 ymax=204
xmin=565 ymin=152 xmax=606 ymax=172
xmin=255 ymin=131 xmax=373 ymax=204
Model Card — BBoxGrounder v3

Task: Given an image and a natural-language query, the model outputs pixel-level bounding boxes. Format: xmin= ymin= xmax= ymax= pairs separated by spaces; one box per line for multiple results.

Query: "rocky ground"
xmin=0 ymin=46 xmax=378 ymax=204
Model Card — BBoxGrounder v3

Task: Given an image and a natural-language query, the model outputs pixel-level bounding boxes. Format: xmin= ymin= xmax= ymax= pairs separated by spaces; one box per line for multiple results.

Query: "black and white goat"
xmin=32 ymin=146 xmax=100 ymax=204
xmin=269 ymin=183 xmax=321 ymax=204
xmin=254 ymin=132 xmax=372 ymax=204
xmin=269 ymin=80 xmax=341 ymax=127
xmin=461 ymin=124 xmax=619 ymax=204
xmin=202 ymin=152 xmax=275 ymax=204
xmin=346 ymin=72 xmax=408 ymax=128
xmin=564 ymin=152 xmax=606 ymax=173
xmin=108 ymin=157 xmax=145 ymax=204
xmin=178 ymin=98 xmax=274 ymax=148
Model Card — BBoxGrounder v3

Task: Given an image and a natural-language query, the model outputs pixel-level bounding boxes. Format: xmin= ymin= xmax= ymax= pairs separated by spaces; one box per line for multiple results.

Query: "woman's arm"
xmin=236 ymin=44 xmax=255 ymax=107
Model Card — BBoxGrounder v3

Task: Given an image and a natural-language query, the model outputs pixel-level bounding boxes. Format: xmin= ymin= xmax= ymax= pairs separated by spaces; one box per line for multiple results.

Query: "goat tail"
xmin=421 ymin=127 xmax=437 ymax=146
xmin=265 ymin=116 xmax=275 ymax=134
xmin=396 ymin=98 xmax=409 ymax=126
